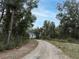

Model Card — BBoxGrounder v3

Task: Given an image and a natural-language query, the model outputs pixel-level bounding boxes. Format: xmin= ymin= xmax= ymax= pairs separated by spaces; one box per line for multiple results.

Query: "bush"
xmin=0 ymin=33 xmax=29 ymax=51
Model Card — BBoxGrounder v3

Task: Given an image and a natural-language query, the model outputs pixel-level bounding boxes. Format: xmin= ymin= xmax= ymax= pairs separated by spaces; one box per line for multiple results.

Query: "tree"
xmin=50 ymin=22 xmax=55 ymax=38
xmin=0 ymin=0 xmax=38 ymax=44
xmin=41 ymin=20 xmax=55 ymax=39
xmin=57 ymin=0 xmax=79 ymax=39
xmin=33 ymin=27 xmax=41 ymax=39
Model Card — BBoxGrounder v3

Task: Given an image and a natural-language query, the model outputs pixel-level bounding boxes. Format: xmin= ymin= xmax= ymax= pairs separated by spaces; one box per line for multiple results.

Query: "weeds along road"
xmin=22 ymin=40 xmax=71 ymax=59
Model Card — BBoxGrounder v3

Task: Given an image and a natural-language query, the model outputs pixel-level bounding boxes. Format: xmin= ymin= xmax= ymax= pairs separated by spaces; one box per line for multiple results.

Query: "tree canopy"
xmin=0 ymin=0 xmax=38 ymax=50
xmin=57 ymin=0 xmax=79 ymax=39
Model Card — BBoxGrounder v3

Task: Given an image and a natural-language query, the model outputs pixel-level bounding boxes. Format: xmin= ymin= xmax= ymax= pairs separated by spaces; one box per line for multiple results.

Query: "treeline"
xmin=34 ymin=0 xmax=79 ymax=40
xmin=0 ymin=0 xmax=38 ymax=51
xmin=33 ymin=20 xmax=55 ymax=39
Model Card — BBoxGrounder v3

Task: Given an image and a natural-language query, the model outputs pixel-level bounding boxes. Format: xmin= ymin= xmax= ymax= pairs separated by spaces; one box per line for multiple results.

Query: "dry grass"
xmin=49 ymin=39 xmax=79 ymax=59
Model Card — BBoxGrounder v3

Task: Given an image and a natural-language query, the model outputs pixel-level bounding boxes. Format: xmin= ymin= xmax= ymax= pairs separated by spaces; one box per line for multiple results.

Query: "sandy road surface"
xmin=22 ymin=40 xmax=71 ymax=59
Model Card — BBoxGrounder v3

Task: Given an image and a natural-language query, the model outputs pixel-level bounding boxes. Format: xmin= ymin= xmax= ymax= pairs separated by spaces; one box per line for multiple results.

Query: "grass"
xmin=48 ymin=39 xmax=79 ymax=59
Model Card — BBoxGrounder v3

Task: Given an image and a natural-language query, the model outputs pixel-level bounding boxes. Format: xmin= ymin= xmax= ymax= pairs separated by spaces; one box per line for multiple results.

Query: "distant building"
xmin=28 ymin=32 xmax=36 ymax=39
xmin=26 ymin=30 xmax=36 ymax=39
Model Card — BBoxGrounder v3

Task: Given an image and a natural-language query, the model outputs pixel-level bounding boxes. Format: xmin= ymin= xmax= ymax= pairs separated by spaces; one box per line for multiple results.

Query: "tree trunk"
xmin=7 ymin=10 xmax=14 ymax=44
xmin=0 ymin=0 xmax=4 ymax=21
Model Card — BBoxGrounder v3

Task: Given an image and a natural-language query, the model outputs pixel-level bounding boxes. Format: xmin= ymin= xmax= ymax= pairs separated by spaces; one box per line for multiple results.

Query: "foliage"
xmin=0 ymin=0 xmax=38 ymax=51
xmin=33 ymin=28 xmax=41 ymax=39
xmin=34 ymin=20 xmax=56 ymax=39
xmin=57 ymin=0 xmax=79 ymax=39
xmin=42 ymin=20 xmax=55 ymax=39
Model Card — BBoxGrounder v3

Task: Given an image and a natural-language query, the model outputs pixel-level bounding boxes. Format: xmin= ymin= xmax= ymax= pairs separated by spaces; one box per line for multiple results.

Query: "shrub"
xmin=0 ymin=33 xmax=29 ymax=51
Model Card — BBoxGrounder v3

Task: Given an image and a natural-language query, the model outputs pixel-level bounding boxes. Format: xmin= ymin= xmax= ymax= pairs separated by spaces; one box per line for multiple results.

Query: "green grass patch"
xmin=49 ymin=39 xmax=79 ymax=59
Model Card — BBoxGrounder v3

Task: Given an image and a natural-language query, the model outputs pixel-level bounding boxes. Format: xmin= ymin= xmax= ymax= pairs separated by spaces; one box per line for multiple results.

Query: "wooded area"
xmin=0 ymin=0 xmax=79 ymax=51
xmin=34 ymin=0 xmax=79 ymax=40
xmin=0 ymin=0 xmax=38 ymax=51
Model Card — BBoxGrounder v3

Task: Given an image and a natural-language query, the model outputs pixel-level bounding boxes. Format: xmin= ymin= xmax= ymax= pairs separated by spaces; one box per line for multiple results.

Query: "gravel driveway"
xmin=22 ymin=40 xmax=71 ymax=59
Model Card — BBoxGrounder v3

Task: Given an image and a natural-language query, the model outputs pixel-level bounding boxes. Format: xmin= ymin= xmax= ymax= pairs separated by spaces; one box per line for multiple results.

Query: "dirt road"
xmin=22 ymin=40 xmax=71 ymax=59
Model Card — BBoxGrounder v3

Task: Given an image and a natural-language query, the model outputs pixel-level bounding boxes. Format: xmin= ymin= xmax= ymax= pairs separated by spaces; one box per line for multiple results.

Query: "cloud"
xmin=32 ymin=10 xmax=49 ymax=18
xmin=32 ymin=8 xmax=60 ymax=28
xmin=32 ymin=8 xmax=57 ymax=18
xmin=76 ymin=0 xmax=79 ymax=2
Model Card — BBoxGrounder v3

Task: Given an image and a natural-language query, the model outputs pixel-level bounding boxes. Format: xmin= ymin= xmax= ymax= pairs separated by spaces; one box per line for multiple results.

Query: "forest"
xmin=34 ymin=0 xmax=79 ymax=41
xmin=0 ymin=0 xmax=79 ymax=53
xmin=0 ymin=0 xmax=38 ymax=51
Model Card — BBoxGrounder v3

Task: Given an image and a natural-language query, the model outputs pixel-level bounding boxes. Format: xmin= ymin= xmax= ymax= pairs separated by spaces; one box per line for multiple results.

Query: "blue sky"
xmin=32 ymin=0 xmax=64 ymax=28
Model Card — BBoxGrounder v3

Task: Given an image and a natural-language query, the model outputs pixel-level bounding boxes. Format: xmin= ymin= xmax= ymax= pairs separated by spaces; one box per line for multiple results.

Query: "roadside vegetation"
xmin=49 ymin=39 xmax=79 ymax=59
xmin=0 ymin=0 xmax=38 ymax=51
xmin=0 ymin=40 xmax=38 ymax=59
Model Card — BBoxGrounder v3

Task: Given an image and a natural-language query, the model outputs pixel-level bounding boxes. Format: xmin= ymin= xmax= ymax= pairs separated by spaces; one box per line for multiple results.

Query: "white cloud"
xmin=32 ymin=10 xmax=48 ymax=18
xmin=32 ymin=8 xmax=57 ymax=18
xmin=77 ymin=0 xmax=79 ymax=2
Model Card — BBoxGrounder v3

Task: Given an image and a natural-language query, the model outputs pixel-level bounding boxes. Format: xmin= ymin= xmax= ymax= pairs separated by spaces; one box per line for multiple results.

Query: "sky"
xmin=32 ymin=0 xmax=64 ymax=28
